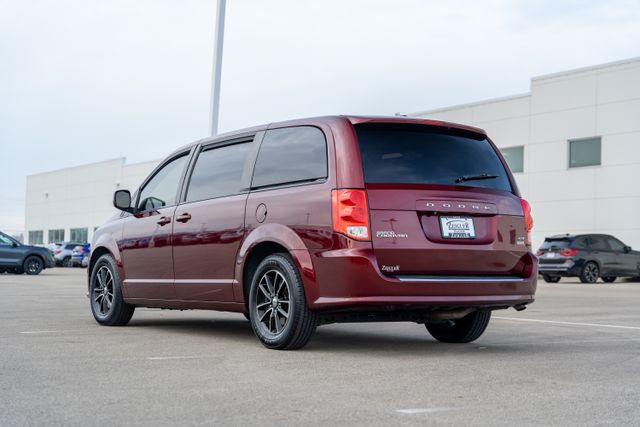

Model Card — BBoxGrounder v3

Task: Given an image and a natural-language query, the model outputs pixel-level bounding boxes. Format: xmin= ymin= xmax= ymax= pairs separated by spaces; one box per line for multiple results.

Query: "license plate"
xmin=439 ymin=216 xmax=476 ymax=239
xmin=546 ymin=252 xmax=556 ymax=258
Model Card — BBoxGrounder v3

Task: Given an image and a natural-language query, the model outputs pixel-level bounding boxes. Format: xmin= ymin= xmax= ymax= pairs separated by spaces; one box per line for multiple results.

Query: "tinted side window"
xmin=252 ymin=127 xmax=327 ymax=188
xmin=607 ymin=237 xmax=625 ymax=251
xmin=137 ymin=154 xmax=189 ymax=211
xmin=588 ymin=236 xmax=608 ymax=250
xmin=574 ymin=237 xmax=589 ymax=249
xmin=186 ymin=143 xmax=251 ymax=202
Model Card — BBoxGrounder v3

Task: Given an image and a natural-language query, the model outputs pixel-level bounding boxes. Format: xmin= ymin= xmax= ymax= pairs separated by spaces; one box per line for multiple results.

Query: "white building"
xmin=413 ymin=57 xmax=640 ymax=249
xmin=25 ymin=158 xmax=158 ymax=245
xmin=24 ymin=57 xmax=640 ymax=250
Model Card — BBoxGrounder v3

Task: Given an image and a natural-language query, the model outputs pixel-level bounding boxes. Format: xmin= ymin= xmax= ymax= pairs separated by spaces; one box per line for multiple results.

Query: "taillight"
xmin=520 ymin=198 xmax=534 ymax=245
xmin=54 ymin=250 xmax=61 ymax=254
xmin=536 ymin=250 xmax=543 ymax=256
xmin=560 ymin=248 xmax=578 ymax=257
xmin=332 ymin=189 xmax=370 ymax=241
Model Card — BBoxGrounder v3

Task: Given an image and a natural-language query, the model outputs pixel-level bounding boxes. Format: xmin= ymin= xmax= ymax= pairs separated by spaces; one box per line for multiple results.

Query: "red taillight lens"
xmin=332 ymin=189 xmax=370 ymax=241
xmin=54 ymin=250 xmax=61 ymax=254
xmin=560 ymin=248 xmax=578 ymax=257
xmin=520 ymin=198 xmax=534 ymax=245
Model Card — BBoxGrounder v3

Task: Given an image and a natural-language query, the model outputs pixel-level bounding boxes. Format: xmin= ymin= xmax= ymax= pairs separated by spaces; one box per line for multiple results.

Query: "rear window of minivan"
xmin=355 ymin=124 xmax=513 ymax=192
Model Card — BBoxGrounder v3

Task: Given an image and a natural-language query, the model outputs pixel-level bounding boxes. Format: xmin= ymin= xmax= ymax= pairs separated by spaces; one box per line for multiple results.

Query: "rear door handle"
xmin=176 ymin=213 xmax=192 ymax=223
xmin=157 ymin=216 xmax=171 ymax=226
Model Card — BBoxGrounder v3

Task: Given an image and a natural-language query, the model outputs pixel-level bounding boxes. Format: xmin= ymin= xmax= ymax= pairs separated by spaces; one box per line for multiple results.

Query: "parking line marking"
xmin=146 ymin=355 xmax=203 ymax=361
xmin=494 ymin=316 xmax=640 ymax=331
xmin=20 ymin=330 xmax=60 ymax=334
xmin=396 ymin=407 xmax=460 ymax=414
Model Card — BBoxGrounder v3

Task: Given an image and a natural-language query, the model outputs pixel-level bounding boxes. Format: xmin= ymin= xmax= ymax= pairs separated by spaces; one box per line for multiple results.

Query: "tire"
xmin=426 ymin=310 xmax=491 ymax=343
xmin=542 ymin=274 xmax=561 ymax=283
xmin=248 ymin=253 xmax=317 ymax=350
xmin=601 ymin=276 xmax=617 ymax=283
xmin=23 ymin=256 xmax=44 ymax=275
xmin=62 ymin=256 xmax=72 ymax=268
xmin=89 ymin=254 xmax=135 ymax=326
xmin=580 ymin=262 xmax=599 ymax=284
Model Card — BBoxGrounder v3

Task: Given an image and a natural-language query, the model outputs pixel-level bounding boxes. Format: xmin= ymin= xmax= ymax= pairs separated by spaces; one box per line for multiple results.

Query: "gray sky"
xmin=2 ymin=0 xmax=640 ymax=234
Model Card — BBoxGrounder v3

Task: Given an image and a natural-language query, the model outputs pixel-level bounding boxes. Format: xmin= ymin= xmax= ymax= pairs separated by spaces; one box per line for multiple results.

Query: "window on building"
xmin=185 ymin=142 xmax=252 ymax=202
xmin=28 ymin=231 xmax=43 ymax=245
xmin=252 ymin=127 xmax=328 ymax=188
xmin=500 ymin=146 xmax=524 ymax=173
xmin=70 ymin=228 xmax=88 ymax=243
xmin=569 ymin=137 xmax=601 ymax=168
xmin=48 ymin=229 xmax=65 ymax=243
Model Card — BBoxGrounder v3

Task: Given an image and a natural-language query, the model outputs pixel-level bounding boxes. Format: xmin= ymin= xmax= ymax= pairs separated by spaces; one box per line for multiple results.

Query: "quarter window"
xmin=252 ymin=127 xmax=328 ymax=188
xmin=500 ymin=146 xmax=524 ymax=173
xmin=186 ymin=142 xmax=251 ymax=202
xmin=137 ymin=154 xmax=189 ymax=211
xmin=569 ymin=137 xmax=601 ymax=168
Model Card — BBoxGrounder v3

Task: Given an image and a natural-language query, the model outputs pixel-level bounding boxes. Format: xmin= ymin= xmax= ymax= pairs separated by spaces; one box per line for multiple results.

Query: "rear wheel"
xmin=580 ymin=262 xmax=599 ymax=284
xmin=248 ymin=253 xmax=317 ymax=350
xmin=426 ymin=311 xmax=491 ymax=343
xmin=542 ymin=274 xmax=561 ymax=283
xmin=23 ymin=256 xmax=44 ymax=275
xmin=90 ymin=254 xmax=135 ymax=326
xmin=601 ymin=276 xmax=617 ymax=283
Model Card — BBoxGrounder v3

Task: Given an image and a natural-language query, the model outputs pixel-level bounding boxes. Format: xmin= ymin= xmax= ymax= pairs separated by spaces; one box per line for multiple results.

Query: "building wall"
xmin=413 ymin=57 xmax=640 ymax=249
xmin=25 ymin=158 xmax=158 ymax=245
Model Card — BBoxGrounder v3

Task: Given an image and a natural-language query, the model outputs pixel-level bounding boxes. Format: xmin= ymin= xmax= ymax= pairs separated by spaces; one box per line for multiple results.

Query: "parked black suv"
xmin=537 ymin=234 xmax=640 ymax=283
xmin=0 ymin=231 xmax=55 ymax=275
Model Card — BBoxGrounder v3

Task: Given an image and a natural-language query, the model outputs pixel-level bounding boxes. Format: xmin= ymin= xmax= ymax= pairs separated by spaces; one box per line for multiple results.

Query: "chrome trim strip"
xmin=395 ymin=275 xmax=526 ymax=283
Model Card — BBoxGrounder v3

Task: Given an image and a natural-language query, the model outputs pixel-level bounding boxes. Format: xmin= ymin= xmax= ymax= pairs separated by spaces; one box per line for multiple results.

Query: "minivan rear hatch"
xmin=355 ymin=123 xmax=530 ymax=277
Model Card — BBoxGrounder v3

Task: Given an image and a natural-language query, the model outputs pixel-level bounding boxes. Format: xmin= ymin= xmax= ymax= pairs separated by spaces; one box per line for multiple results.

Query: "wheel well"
xmin=89 ymin=247 xmax=112 ymax=276
xmin=243 ymin=242 xmax=289 ymax=306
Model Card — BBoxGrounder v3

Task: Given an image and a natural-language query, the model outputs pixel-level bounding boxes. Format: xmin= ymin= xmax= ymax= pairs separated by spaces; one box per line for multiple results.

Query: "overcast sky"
xmin=1 ymin=0 xmax=640 ymax=234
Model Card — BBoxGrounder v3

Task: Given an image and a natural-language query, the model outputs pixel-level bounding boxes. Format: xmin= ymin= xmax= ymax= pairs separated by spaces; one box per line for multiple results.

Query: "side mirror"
xmin=624 ymin=246 xmax=632 ymax=253
xmin=12 ymin=242 xmax=18 ymax=248
xmin=113 ymin=190 xmax=134 ymax=213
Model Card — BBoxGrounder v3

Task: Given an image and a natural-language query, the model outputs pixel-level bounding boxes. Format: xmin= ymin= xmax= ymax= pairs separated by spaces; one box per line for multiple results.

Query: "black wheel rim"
xmin=254 ymin=269 xmax=291 ymax=336
xmin=27 ymin=258 xmax=41 ymax=274
xmin=585 ymin=264 xmax=598 ymax=282
xmin=92 ymin=266 xmax=115 ymax=317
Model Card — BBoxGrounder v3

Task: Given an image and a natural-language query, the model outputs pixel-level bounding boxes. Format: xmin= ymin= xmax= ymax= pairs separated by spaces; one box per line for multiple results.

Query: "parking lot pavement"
xmin=1 ymin=269 xmax=640 ymax=426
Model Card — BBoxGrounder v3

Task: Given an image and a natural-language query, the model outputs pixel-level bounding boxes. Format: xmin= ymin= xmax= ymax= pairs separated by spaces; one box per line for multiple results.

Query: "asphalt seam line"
xmin=494 ymin=316 xmax=640 ymax=330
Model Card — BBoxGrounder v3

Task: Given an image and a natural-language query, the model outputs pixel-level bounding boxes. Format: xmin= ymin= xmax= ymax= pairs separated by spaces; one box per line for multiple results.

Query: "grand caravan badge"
xmin=376 ymin=231 xmax=408 ymax=239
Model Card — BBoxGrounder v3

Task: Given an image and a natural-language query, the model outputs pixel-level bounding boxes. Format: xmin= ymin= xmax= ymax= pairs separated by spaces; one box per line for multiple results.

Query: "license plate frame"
xmin=439 ymin=216 xmax=476 ymax=239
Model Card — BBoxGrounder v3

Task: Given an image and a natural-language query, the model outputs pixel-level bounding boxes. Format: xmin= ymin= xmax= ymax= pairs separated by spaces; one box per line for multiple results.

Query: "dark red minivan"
xmin=89 ymin=116 xmax=537 ymax=349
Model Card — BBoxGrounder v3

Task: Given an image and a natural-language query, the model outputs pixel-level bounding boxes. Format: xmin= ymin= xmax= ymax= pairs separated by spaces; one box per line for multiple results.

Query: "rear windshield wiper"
xmin=455 ymin=174 xmax=498 ymax=183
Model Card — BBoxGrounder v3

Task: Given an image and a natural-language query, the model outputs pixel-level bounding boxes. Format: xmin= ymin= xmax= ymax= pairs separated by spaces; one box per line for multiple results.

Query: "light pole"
xmin=209 ymin=0 xmax=226 ymax=136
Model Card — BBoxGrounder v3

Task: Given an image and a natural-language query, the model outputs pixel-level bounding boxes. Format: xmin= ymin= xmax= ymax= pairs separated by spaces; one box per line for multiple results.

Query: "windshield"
xmin=355 ymin=123 xmax=513 ymax=192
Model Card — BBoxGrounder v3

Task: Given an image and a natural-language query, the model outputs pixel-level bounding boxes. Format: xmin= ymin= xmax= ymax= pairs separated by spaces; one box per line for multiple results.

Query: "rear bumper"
xmin=538 ymin=259 xmax=581 ymax=276
xmin=308 ymin=247 xmax=537 ymax=311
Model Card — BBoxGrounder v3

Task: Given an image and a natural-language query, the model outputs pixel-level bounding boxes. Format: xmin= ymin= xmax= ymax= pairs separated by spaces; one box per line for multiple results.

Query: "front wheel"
xmin=426 ymin=311 xmax=491 ymax=343
xmin=23 ymin=256 xmax=44 ymax=275
xmin=601 ymin=276 xmax=617 ymax=283
xmin=580 ymin=262 xmax=599 ymax=284
xmin=542 ymin=274 xmax=561 ymax=283
xmin=248 ymin=253 xmax=317 ymax=350
xmin=90 ymin=254 xmax=135 ymax=326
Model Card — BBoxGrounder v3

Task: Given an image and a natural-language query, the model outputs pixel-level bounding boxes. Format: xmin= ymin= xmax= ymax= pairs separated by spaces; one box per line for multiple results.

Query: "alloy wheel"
xmin=92 ymin=266 xmax=115 ymax=317
xmin=584 ymin=263 xmax=598 ymax=283
xmin=254 ymin=269 xmax=291 ymax=336
xmin=26 ymin=258 xmax=42 ymax=274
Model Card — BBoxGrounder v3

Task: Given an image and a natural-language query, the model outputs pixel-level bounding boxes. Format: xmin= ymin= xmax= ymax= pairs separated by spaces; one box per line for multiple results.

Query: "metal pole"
xmin=209 ymin=0 xmax=226 ymax=136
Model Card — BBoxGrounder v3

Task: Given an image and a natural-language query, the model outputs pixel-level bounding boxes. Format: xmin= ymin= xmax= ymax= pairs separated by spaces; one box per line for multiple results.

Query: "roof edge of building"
xmin=531 ymin=56 xmax=640 ymax=82
xmin=27 ymin=158 xmax=127 ymax=178
xmin=411 ymin=92 xmax=531 ymax=116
